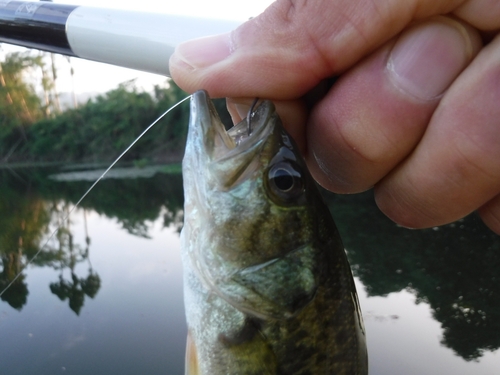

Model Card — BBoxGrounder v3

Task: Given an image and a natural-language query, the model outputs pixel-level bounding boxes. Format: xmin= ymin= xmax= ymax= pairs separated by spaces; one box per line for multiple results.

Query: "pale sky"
xmin=66 ymin=0 xmax=273 ymax=21
xmin=42 ymin=0 xmax=276 ymax=94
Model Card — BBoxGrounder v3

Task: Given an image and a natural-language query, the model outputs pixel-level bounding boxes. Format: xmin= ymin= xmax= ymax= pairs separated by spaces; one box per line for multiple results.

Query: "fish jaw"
xmin=184 ymin=90 xmax=276 ymax=193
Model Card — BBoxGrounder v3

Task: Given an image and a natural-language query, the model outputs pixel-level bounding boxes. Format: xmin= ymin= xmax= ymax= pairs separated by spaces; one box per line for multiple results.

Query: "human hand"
xmin=169 ymin=0 xmax=500 ymax=234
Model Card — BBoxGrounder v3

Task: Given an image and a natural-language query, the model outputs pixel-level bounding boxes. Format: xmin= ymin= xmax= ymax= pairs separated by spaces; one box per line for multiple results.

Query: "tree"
xmin=0 ymin=51 xmax=44 ymax=161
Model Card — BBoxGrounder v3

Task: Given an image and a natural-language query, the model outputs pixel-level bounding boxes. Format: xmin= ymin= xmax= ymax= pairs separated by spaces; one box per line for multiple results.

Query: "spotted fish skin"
xmin=181 ymin=90 xmax=368 ymax=375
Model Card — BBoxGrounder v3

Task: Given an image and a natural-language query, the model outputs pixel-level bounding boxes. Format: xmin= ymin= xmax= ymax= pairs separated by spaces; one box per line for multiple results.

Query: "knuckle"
xmin=374 ymin=177 xmax=451 ymax=229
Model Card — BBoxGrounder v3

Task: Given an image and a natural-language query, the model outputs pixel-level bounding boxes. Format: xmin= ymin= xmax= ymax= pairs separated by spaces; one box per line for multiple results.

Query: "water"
xmin=0 ymin=165 xmax=499 ymax=374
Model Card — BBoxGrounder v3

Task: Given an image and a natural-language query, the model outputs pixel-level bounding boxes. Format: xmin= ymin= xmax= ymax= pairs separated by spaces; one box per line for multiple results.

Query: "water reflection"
xmin=48 ymin=209 xmax=100 ymax=315
xmin=0 ymin=165 xmax=499 ymax=374
xmin=0 ymin=166 xmax=186 ymax=375
xmin=0 ymin=251 xmax=28 ymax=310
xmin=0 ymin=166 xmax=184 ymax=313
xmin=324 ymin=191 xmax=500 ymax=362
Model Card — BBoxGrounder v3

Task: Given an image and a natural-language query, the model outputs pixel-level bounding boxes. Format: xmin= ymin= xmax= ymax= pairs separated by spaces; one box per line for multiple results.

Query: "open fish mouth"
xmin=191 ymin=90 xmax=274 ymax=157
xmin=189 ymin=90 xmax=277 ymax=189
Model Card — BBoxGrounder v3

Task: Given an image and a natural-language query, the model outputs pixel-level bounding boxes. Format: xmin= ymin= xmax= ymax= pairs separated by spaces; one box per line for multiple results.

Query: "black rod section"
xmin=0 ymin=1 xmax=78 ymax=55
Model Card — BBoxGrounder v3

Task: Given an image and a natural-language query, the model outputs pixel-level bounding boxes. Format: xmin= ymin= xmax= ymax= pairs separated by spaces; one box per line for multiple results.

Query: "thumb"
xmin=169 ymin=0 xmax=454 ymax=99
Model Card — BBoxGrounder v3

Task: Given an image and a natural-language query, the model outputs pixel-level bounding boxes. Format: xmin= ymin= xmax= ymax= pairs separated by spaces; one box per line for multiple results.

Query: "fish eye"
xmin=268 ymin=162 xmax=304 ymax=202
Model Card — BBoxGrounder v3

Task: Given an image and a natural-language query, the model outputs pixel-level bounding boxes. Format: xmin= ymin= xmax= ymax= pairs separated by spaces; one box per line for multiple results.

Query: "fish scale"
xmin=181 ymin=90 xmax=368 ymax=374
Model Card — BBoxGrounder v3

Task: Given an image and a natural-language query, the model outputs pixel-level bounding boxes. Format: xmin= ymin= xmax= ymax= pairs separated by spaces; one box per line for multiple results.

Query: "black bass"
xmin=181 ymin=90 xmax=368 ymax=374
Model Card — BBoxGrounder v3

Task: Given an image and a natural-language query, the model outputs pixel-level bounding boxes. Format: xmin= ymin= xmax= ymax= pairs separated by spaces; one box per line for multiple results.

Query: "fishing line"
xmin=246 ymin=97 xmax=259 ymax=136
xmin=0 ymin=94 xmax=191 ymax=298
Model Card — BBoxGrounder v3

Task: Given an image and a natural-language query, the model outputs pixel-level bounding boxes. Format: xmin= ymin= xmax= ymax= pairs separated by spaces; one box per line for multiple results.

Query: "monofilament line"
xmin=0 ymin=94 xmax=191 ymax=297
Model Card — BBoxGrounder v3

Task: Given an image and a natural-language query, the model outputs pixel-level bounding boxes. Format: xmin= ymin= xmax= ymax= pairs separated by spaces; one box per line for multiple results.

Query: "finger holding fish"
xmin=305 ymin=17 xmax=482 ymax=194
xmin=375 ymin=34 xmax=500 ymax=229
xmin=170 ymin=0 xmax=500 ymax=233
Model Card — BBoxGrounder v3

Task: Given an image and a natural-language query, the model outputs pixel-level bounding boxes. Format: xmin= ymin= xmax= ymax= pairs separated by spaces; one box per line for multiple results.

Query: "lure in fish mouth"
xmin=181 ymin=90 xmax=367 ymax=374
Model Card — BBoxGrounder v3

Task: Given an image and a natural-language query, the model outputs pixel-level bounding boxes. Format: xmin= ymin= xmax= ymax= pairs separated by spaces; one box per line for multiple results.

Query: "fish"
xmin=181 ymin=90 xmax=368 ymax=375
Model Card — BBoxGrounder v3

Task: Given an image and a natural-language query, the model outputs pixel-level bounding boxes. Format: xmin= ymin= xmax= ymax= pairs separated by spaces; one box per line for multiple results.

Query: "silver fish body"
xmin=181 ymin=90 xmax=367 ymax=374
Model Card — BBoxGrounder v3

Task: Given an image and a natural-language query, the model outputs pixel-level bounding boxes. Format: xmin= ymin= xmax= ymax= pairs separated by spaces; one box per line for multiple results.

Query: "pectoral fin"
xmin=185 ymin=330 xmax=200 ymax=375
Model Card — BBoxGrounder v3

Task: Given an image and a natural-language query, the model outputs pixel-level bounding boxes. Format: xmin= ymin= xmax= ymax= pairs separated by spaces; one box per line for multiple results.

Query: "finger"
xmin=375 ymin=34 xmax=500 ymax=229
xmin=226 ymin=98 xmax=308 ymax=155
xmin=478 ymin=194 xmax=500 ymax=235
xmin=454 ymin=0 xmax=500 ymax=30
xmin=305 ymin=17 xmax=481 ymax=193
xmin=170 ymin=0 xmax=463 ymax=98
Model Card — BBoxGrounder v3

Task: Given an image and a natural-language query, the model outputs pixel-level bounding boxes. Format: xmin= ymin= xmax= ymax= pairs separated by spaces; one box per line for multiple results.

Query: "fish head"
xmin=182 ymin=90 xmax=335 ymax=320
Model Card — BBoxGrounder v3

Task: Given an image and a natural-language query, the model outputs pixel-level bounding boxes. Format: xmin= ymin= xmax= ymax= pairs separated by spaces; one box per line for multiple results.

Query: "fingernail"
xmin=174 ymin=33 xmax=233 ymax=69
xmin=387 ymin=18 xmax=473 ymax=100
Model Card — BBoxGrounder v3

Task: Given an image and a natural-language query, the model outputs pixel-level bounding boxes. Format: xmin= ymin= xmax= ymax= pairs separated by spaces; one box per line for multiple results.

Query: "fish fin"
xmin=185 ymin=330 xmax=200 ymax=375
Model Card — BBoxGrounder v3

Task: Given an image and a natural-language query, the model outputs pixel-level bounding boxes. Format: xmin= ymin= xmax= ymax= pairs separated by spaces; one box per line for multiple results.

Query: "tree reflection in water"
xmin=0 ymin=252 xmax=28 ymax=310
xmin=1 ymin=166 xmax=499 ymax=363
xmin=0 ymin=166 xmax=184 ymax=314
xmin=324 ymin=190 xmax=500 ymax=361
xmin=0 ymin=175 xmax=50 ymax=310
xmin=48 ymin=206 xmax=101 ymax=315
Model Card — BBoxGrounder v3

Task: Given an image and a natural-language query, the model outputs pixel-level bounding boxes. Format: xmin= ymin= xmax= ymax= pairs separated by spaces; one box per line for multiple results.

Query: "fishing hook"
xmin=246 ymin=97 xmax=259 ymax=136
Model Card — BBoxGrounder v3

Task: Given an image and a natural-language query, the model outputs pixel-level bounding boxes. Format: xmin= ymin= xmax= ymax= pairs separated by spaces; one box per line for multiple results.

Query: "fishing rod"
xmin=0 ymin=0 xmax=240 ymax=75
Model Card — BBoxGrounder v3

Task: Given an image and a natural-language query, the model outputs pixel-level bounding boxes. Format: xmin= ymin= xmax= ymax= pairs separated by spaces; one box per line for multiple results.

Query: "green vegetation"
xmin=0 ymin=52 xmax=44 ymax=160
xmin=1 ymin=82 xmax=190 ymax=164
xmin=0 ymin=51 xmax=198 ymax=165
xmin=24 ymin=82 xmax=190 ymax=163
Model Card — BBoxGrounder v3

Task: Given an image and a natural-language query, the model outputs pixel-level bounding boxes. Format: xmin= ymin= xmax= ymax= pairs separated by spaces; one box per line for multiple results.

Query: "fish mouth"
xmin=190 ymin=90 xmax=276 ymax=188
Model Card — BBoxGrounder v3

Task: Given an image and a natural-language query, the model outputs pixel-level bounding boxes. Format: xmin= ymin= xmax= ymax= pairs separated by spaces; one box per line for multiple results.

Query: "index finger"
xmin=170 ymin=0 xmax=464 ymax=98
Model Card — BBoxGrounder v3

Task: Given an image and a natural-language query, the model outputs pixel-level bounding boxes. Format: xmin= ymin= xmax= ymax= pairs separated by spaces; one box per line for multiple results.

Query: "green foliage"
xmin=0 ymin=52 xmax=44 ymax=159
xmin=0 ymin=49 xmax=214 ymax=165
xmin=0 ymin=74 xmax=190 ymax=163
xmin=25 ymin=81 xmax=189 ymax=163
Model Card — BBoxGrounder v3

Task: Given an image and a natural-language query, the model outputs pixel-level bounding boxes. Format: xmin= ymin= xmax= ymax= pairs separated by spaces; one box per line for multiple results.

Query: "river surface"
xmin=0 ymin=165 xmax=499 ymax=375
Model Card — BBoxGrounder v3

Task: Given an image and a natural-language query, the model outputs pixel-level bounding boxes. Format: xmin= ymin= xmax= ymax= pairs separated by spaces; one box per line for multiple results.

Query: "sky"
xmin=68 ymin=0 xmax=274 ymax=21
xmin=40 ymin=0 xmax=275 ymax=94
